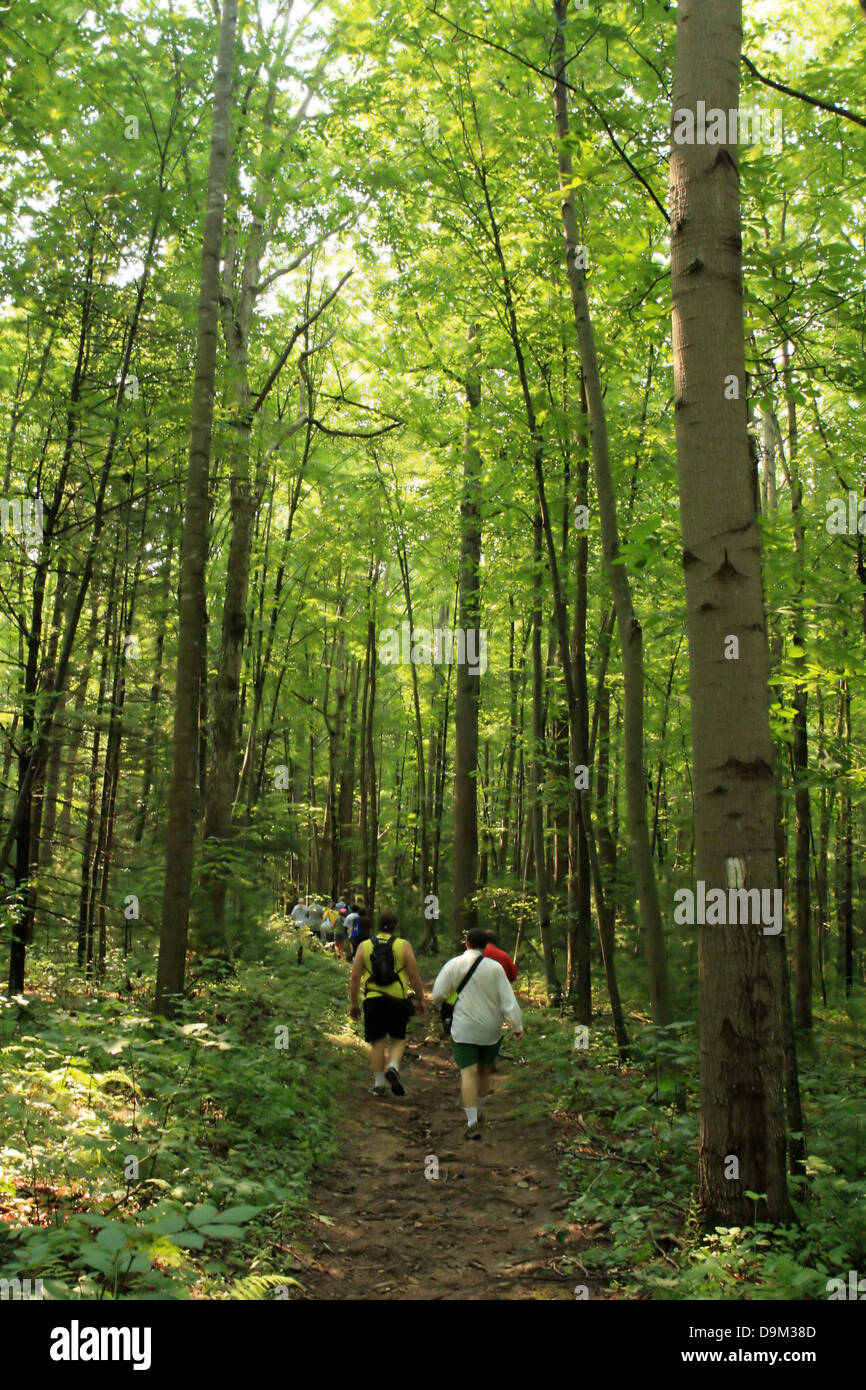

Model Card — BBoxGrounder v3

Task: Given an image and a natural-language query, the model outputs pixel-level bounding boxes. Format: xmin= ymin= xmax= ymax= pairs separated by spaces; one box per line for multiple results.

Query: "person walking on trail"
xmin=347 ymin=910 xmax=369 ymax=961
xmin=481 ymin=929 xmax=517 ymax=983
xmin=349 ymin=910 xmax=426 ymax=1098
xmin=307 ymin=899 xmax=324 ymax=941
xmin=321 ymin=899 xmax=339 ymax=945
xmin=343 ymin=901 xmax=360 ymax=945
xmin=333 ymin=905 xmax=349 ymax=959
xmin=289 ymin=898 xmax=309 ymax=930
xmin=432 ymin=927 xmax=523 ymax=1141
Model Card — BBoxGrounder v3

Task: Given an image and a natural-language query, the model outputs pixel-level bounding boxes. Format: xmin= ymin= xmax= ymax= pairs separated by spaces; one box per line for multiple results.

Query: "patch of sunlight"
xmin=323 ymin=1030 xmax=367 ymax=1053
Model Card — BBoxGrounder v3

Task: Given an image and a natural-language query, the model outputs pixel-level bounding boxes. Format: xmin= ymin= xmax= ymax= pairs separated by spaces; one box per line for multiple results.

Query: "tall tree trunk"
xmin=388 ymin=480 xmax=431 ymax=908
xmin=35 ymin=564 xmax=70 ymax=874
xmin=133 ymin=529 xmax=174 ymax=843
xmin=670 ymin=0 xmax=791 ymax=1224
xmin=500 ymin=597 xmax=520 ymax=863
xmin=155 ymin=0 xmax=238 ymax=1016
xmin=54 ymin=596 xmax=100 ymax=859
xmin=451 ymin=324 xmax=483 ymax=945
xmin=836 ymin=680 xmax=853 ymax=993
xmin=392 ymin=732 xmax=408 ymax=887
xmin=552 ymin=0 xmax=671 ymax=1025
xmin=365 ymin=614 xmax=379 ymax=915
xmin=513 ymin=692 xmax=526 ymax=879
xmin=338 ymin=658 xmax=360 ymax=892
xmin=79 ymin=596 xmax=112 ymax=975
xmin=781 ymin=344 xmax=813 ymax=1029
xmin=531 ymin=515 xmax=562 ymax=1003
xmin=814 ymin=688 xmax=830 ymax=1005
xmin=567 ymin=369 xmax=592 ymax=1020
xmin=430 ymin=585 xmax=457 ymax=925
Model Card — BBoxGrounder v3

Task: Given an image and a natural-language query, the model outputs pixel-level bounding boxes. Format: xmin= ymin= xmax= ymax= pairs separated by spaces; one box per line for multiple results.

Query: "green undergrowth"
xmin=513 ymin=986 xmax=866 ymax=1301
xmin=0 ymin=918 xmax=355 ymax=1299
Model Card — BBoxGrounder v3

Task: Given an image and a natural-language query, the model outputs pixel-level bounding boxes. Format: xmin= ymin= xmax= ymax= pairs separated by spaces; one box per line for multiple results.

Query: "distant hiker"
xmin=307 ymin=900 xmax=324 ymax=940
xmin=432 ymin=927 xmax=523 ymax=1141
xmin=344 ymin=902 xmax=360 ymax=953
xmin=347 ymin=909 xmax=368 ymax=960
xmin=480 ymin=929 xmax=517 ymax=982
xmin=321 ymin=900 xmax=339 ymax=945
xmin=349 ymin=910 xmax=426 ymax=1097
xmin=289 ymin=899 xmax=309 ymax=930
xmin=333 ymin=904 xmax=349 ymax=959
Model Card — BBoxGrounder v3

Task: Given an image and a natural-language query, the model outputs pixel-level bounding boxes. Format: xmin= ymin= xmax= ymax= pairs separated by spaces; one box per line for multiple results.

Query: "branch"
xmin=742 ymin=54 xmax=866 ymax=130
xmin=250 ymin=269 xmax=352 ymax=416
xmin=424 ymin=5 xmax=669 ymax=223
xmin=254 ymin=211 xmax=357 ymax=295
xmin=316 ymin=389 xmax=398 ymax=414
xmin=311 ymin=418 xmax=402 ymax=439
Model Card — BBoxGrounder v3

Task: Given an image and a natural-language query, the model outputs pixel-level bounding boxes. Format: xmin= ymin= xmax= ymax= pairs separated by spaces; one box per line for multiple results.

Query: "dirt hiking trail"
xmin=292 ymin=989 xmax=596 ymax=1301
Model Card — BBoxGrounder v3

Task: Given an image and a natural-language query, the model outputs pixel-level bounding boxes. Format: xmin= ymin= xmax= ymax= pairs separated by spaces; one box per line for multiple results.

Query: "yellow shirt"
xmin=360 ymin=935 xmax=409 ymax=998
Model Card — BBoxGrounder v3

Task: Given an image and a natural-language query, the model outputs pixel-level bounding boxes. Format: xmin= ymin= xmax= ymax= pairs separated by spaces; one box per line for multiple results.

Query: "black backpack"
xmin=366 ymin=934 xmax=402 ymax=992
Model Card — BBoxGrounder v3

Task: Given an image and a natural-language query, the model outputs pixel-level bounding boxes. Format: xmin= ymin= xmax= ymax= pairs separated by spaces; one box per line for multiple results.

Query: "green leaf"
xmin=146 ymin=1213 xmax=188 ymax=1235
xmin=187 ymin=1203 xmax=219 ymax=1228
xmin=211 ymin=1204 xmax=262 ymax=1224
xmin=95 ymin=1224 xmax=130 ymax=1254
xmin=167 ymin=1231 xmax=206 ymax=1250
xmin=76 ymin=1244 xmax=116 ymax=1274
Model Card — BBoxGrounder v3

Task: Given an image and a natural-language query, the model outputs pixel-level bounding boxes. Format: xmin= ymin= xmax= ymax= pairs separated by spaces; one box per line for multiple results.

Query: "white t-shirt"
xmin=290 ymin=903 xmax=308 ymax=926
xmin=431 ymin=950 xmax=523 ymax=1046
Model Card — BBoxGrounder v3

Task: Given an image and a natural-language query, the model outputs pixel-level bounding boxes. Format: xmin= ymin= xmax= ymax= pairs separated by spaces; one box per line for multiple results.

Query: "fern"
xmin=229 ymin=1272 xmax=303 ymax=1300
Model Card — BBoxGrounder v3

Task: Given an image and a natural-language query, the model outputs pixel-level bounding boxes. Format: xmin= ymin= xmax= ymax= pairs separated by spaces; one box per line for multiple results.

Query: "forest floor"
xmin=291 ymin=983 xmax=598 ymax=1301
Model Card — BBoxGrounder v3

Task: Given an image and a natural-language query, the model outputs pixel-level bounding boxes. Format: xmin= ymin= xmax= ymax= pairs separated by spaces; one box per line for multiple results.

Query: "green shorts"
xmin=451 ymin=1038 xmax=502 ymax=1070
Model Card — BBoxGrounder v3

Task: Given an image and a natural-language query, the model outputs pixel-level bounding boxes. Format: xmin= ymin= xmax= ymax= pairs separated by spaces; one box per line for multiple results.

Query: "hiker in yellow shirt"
xmin=349 ymin=910 xmax=426 ymax=1097
xmin=320 ymin=900 xmax=339 ymax=946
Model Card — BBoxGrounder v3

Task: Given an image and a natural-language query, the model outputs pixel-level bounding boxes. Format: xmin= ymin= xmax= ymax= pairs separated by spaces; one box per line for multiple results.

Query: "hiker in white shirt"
xmin=431 ymin=927 xmax=523 ymax=1141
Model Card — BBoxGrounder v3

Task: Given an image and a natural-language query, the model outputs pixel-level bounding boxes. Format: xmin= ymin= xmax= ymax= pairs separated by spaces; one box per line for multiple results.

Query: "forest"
xmin=0 ymin=0 xmax=864 ymax=1327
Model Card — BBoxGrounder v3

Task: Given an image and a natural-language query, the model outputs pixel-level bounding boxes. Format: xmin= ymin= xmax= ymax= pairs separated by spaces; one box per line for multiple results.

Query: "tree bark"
xmin=781 ymin=343 xmax=813 ymax=1029
xmin=451 ymin=324 xmax=483 ymax=945
xmin=552 ymin=0 xmax=671 ymax=1026
xmin=670 ymin=0 xmax=792 ymax=1224
xmin=155 ymin=0 xmax=238 ymax=1016
xmin=531 ymin=514 xmax=562 ymax=1003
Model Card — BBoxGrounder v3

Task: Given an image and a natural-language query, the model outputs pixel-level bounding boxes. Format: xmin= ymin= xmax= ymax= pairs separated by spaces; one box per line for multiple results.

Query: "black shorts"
xmin=363 ymin=994 xmax=414 ymax=1043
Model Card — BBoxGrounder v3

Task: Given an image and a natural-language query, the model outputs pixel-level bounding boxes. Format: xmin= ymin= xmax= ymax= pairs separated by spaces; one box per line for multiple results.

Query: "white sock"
xmin=374 ymin=1072 xmax=386 ymax=1087
xmin=465 ymin=1106 xmax=478 ymax=1126
xmin=386 ymin=1061 xmax=399 ymax=1073
xmin=478 ymin=1094 xmax=488 ymax=1110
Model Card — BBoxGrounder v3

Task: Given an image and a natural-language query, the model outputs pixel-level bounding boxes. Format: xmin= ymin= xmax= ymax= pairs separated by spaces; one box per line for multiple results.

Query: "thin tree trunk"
xmin=79 ymin=597 xmax=112 ymax=975
xmin=836 ymin=681 xmax=853 ymax=993
xmin=531 ymin=514 xmax=561 ymax=1003
xmin=567 ymin=368 xmax=592 ymax=1019
xmin=365 ymin=610 xmax=379 ymax=915
xmin=452 ymin=323 xmax=483 ymax=945
xmin=500 ymin=597 xmax=520 ymax=863
xmin=133 ymin=529 xmax=174 ymax=842
xmin=552 ymin=0 xmax=671 ymax=1025
xmin=781 ymin=342 xmax=813 ymax=1029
